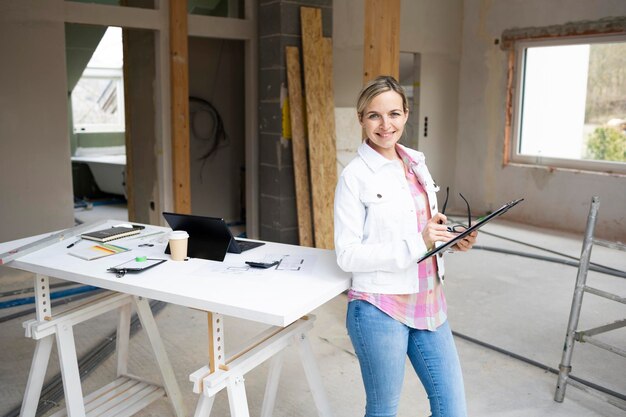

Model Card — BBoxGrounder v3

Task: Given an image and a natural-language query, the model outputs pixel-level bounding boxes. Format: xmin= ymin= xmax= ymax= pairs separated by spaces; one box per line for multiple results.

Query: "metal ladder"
xmin=554 ymin=196 xmax=626 ymax=408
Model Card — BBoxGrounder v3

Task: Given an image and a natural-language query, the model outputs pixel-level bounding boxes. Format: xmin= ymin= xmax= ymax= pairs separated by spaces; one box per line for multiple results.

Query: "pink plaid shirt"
xmin=348 ymin=146 xmax=447 ymax=331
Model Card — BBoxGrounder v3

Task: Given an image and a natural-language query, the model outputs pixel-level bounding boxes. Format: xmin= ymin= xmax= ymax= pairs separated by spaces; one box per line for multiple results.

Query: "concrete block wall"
xmin=258 ymin=0 xmax=332 ymax=243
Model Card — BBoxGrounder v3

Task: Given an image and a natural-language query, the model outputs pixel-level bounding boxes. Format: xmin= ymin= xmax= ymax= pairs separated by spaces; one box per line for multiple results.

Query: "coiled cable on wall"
xmin=189 ymin=96 xmax=227 ymax=176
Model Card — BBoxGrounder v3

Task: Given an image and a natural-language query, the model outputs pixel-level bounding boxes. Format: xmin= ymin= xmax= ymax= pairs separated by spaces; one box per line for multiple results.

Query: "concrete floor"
xmin=0 ymin=204 xmax=624 ymax=416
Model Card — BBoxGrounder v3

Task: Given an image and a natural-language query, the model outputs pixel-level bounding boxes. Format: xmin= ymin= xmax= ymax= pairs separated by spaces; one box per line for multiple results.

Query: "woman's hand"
xmin=422 ymin=213 xmax=455 ymax=249
xmin=452 ymin=229 xmax=478 ymax=252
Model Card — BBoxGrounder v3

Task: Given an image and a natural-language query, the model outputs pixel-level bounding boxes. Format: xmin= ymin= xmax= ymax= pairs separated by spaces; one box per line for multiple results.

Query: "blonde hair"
xmin=356 ymin=76 xmax=409 ymax=122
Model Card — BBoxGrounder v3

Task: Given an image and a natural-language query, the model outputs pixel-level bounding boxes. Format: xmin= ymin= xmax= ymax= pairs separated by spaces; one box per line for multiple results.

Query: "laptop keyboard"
xmin=235 ymin=239 xmax=265 ymax=252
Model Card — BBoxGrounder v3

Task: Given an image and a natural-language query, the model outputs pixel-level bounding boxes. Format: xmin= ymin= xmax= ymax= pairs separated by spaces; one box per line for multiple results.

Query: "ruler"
xmin=0 ymin=219 xmax=108 ymax=265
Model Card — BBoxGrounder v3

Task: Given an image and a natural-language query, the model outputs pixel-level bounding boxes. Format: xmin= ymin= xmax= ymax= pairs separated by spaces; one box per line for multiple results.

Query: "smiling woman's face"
xmin=359 ymin=90 xmax=409 ymax=160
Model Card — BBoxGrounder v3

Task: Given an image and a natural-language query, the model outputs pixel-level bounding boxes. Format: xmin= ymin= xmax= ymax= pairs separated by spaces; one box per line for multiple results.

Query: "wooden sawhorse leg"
xmin=194 ymin=393 xmax=215 ymax=417
xmin=260 ymin=352 xmax=285 ymax=417
xmin=55 ymin=323 xmax=88 ymax=416
xmin=20 ymin=335 xmax=55 ymax=417
xmin=134 ymin=296 xmax=186 ymax=417
xmin=21 ymin=326 xmax=89 ymax=417
xmin=226 ymin=375 xmax=251 ymax=417
xmin=20 ymin=285 xmax=186 ymax=417
xmin=296 ymin=332 xmax=333 ymax=417
xmin=190 ymin=315 xmax=333 ymax=417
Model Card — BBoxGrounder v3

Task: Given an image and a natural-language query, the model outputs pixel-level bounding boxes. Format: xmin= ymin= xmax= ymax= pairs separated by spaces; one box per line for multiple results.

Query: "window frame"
xmin=72 ymin=67 xmax=125 ymax=134
xmin=508 ymin=33 xmax=626 ymax=175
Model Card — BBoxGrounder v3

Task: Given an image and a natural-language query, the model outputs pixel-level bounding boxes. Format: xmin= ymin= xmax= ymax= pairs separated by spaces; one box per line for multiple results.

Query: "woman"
xmin=334 ymin=75 xmax=477 ymax=417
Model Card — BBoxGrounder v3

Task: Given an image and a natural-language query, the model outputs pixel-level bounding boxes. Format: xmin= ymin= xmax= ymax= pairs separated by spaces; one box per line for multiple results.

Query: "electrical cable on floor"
xmin=473 ymin=245 xmax=626 ymax=279
xmin=2 ymin=300 xmax=167 ymax=417
xmin=444 ymin=214 xmax=625 ymax=278
xmin=447 ymin=224 xmax=626 ymax=406
xmin=452 ymin=330 xmax=626 ymax=403
xmin=0 ymin=282 xmax=75 ymax=299
xmin=477 ymin=228 xmax=626 ymax=277
xmin=0 ymin=289 xmax=106 ymax=324
xmin=0 ymin=285 xmax=101 ymax=310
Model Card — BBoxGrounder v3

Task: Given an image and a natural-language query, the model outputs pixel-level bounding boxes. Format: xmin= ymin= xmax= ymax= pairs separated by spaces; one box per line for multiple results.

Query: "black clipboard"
xmin=418 ymin=198 xmax=524 ymax=263
xmin=107 ymin=258 xmax=167 ymax=277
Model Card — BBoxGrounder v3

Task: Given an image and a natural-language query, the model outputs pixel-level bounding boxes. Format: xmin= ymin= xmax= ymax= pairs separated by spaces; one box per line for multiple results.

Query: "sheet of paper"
xmin=190 ymin=254 xmax=317 ymax=276
xmin=274 ymin=255 xmax=306 ymax=271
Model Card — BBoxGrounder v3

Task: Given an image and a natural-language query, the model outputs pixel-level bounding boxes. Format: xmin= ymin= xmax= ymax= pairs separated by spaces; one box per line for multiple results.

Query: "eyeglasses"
xmin=440 ymin=186 xmax=472 ymax=233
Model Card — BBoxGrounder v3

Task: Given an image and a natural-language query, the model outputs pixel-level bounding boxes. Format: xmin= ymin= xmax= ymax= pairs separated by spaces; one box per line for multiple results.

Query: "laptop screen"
xmin=162 ymin=212 xmax=233 ymax=261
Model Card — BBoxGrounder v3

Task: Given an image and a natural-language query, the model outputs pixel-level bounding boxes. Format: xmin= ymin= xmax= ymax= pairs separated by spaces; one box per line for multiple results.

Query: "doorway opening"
xmin=188 ymin=36 xmax=247 ymax=237
xmin=67 ymin=24 xmax=129 ymax=224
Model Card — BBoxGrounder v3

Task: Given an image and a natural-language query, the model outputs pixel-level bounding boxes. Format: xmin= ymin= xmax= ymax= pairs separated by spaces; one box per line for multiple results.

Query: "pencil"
xmin=94 ymin=245 xmax=117 ymax=254
xmin=126 ymin=231 xmax=165 ymax=240
xmin=102 ymin=243 xmax=129 ymax=252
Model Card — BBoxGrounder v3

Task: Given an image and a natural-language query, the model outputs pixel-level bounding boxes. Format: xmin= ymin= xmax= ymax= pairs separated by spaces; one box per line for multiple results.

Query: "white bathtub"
xmin=71 ymin=154 xmax=126 ymax=197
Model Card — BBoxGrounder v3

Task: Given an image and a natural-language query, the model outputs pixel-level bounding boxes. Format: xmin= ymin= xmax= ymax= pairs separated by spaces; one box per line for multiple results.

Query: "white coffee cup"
xmin=169 ymin=230 xmax=189 ymax=261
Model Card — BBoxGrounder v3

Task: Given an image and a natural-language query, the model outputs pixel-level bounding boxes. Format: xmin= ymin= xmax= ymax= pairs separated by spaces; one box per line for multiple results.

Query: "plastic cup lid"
xmin=169 ymin=230 xmax=189 ymax=239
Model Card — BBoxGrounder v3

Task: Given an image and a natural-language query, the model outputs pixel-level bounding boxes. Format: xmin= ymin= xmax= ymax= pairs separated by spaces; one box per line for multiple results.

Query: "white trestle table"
xmin=0 ymin=220 xmax=351 ymax=417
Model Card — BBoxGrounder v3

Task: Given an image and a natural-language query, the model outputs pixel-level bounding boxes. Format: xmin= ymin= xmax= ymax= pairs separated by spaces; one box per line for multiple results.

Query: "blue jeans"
xmin=347 ymin=300 xmax=467 ymax=417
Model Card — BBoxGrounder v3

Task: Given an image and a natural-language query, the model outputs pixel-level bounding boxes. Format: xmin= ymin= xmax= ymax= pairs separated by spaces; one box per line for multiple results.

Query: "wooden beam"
xmin=300 ymin=7 xmax=337 ymax=250
xmin=122 ymin=28 xmax=135 ymax=222
xmin=363 ymin=0 xmax=400 ymax=82
xmin=503 ymin=49 xmax=515 ymax=166
xmin=170 ymin=0 xmax=191 ymax=214
xmin=286 ymin=46 xmax=314 ymax=247
xmin=500 ymin=16 xmax=626 ymax=50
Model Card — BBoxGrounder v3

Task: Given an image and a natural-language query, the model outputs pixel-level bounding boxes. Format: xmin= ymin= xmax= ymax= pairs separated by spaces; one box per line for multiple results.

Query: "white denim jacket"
xmin=334 ymin=142 xmax=445 ymax=294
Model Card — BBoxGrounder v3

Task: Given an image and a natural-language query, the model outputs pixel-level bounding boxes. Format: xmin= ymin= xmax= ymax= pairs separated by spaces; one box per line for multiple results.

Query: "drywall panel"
xmin=65 ymin=23 xmax=107 ymax=92
xmin=456 ymin=0 xmax=626 ymax=240
xmin=417 ymin=53 xmax=460 ymax=193
xmin=399 ymin=0 xmax=462 ymax=56
xmin=0 ymin=0 xmax=74 ymax=242
xmin=332 ymin=0 xmax=365 ymax=108
xmin=335 ymin=107 xmax=362 ymax=174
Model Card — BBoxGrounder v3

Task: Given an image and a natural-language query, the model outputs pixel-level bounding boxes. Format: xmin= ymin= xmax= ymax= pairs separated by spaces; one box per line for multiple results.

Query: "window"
xmin=510 ymin=35 xmax=626 ymax=174
xmin=71 ymin=27 xmax=125 ymax=133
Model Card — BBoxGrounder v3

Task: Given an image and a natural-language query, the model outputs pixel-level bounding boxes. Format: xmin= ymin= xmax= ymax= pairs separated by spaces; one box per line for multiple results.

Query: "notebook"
xmin=162 ymin=212 xmax=265 ymax=262
xmin=81 ymin=226 xmax=143 ymax=242
xmin=69 ymin=242 xmax=130 ymax=260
